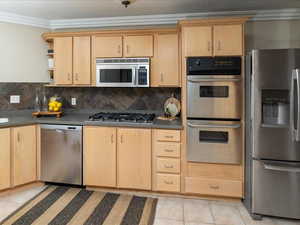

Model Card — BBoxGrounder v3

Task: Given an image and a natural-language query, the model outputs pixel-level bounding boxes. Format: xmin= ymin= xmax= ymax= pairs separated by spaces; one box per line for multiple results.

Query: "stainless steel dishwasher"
xmin=41 ymin=124 xmax=82 ymax=185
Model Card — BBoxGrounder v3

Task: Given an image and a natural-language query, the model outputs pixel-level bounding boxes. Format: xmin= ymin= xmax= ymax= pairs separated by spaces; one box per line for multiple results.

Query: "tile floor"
xmin=0 ymin=186 xmax=299 ymax=225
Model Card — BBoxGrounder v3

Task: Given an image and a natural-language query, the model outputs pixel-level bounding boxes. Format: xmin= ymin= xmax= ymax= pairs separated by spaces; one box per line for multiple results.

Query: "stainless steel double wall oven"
xmin=187 ymin=56 xmax=243 ymax=164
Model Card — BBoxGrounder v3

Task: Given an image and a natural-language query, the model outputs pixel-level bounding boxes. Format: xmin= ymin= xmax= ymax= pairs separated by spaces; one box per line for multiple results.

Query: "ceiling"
xmin=0 ymin=0 xmax=299 ymax=20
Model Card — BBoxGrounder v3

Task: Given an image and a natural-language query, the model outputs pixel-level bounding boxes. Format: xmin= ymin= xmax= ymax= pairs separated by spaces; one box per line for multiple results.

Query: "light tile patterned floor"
xmin=0 ymin=186 xmax=299 ymax=225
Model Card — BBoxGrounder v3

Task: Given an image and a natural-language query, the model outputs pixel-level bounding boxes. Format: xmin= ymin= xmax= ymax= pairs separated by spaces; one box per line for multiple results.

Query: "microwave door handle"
xmin=133 ymin=68 xmax=137 ymax=86
xmin=187 ymin=77 xmax=241 ymax=82
xmin=187 ymin=122 xmax=241 ymax=129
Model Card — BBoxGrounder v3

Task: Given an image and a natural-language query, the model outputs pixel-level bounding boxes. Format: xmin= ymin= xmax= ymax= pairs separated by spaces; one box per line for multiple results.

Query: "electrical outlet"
xmin=71 ymin=97 xmax=77 ymax=106
xmin=10 ymin=95 xmax=20 ymax=104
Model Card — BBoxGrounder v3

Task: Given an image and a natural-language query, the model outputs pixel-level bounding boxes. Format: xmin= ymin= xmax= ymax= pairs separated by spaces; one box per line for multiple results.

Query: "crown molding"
xmin=0 ymin=8 xmax=300 ymax=30
xmin=0 ymin=11 xmax=50 ymax=28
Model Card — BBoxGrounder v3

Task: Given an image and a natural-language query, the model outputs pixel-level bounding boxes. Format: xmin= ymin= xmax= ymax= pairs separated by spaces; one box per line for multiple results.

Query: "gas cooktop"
xmin=88 ymin=112 xmax=156 ymax=123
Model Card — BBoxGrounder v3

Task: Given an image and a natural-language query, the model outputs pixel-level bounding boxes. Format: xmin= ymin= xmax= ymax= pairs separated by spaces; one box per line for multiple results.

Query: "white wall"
xmin=0 ymin=22 xmax=50 ymax=82
xmin=245 ymin=20 xmax=300 ymax=52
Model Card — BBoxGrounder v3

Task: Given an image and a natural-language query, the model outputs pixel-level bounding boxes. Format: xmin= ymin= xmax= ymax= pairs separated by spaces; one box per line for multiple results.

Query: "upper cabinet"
xmin=182 ymin=22 xmax=245 ymax=57
xmin=54 ymin=36 xmax=91 ymax=85
xmin=183 ymin=26 xmax=213 ymax=57
xmin=123 ymin=35 xmax=153 ymax=57
xmin=151 ymin=33 xmax=180 ymax=87
xmin=93 ymin=36 xmax=122 ymax=58
xmin=213 ymin=24 xmax=243 ymax=56
xmin=54 ymin=37 xmax=73 ymax=84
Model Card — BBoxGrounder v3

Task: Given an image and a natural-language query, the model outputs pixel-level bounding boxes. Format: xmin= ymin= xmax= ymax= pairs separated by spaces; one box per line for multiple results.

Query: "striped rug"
xmin=1 ymin=186 xmax=157 ymax=225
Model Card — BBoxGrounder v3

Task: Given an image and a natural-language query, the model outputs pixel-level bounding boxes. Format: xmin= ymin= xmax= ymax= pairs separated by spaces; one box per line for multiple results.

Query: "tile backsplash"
xmin=0 ymin=83 xmax=180 ymax=112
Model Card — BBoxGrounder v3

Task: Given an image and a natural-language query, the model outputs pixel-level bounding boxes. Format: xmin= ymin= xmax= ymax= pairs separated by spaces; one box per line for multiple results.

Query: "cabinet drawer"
xmin=155 ymin=142 xmax=180 ymax=158
xmin=185 ymin=177 xmax=243 ymax=198
xmin=156 ymin=174 xmax=180 ymax=192
xmin=153 ymin=130 xmax=181 ymax=142
xmin=157 ymin=158 xmax=180 ymax=174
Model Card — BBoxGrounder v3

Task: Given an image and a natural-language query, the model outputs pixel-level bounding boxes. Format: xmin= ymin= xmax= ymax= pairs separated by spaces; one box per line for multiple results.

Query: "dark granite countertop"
xmin=0 ymin=110 xmax=183 ymax=130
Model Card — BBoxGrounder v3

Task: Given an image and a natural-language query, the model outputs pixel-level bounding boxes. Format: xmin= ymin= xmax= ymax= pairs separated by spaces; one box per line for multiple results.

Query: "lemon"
xmin=53 ymin=107 xmax=59 ymax=112
xmin=49 ymin=106 xmax=54 ymax=111
xmin=57 ymin=102 xmax=62 ymax=108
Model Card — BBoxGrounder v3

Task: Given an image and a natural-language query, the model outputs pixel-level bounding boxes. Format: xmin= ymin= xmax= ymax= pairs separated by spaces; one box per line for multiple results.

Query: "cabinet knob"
xmin=126 ymin=45 xmax=129 ymax=54
xmin=111 ymin=134 xmax=114 ymax=144
xmin=68 ymin=73 xmax=71 ymax=81
xmin=164 ymin=149 xmax=174 ymax=153
xmin=160 ymin=73 xmax=164 ymax=82
xmin=118 ymin=45 xmax=121 ymax=54
xmin=120 ymin=135 xmax=124 ymax=143
xmin=164 ymin=164 xmax=174 ymax=169
xmin=17 ymin=132 xmax=20 ymax=143
xmin=75 ymin=73 xmax=79 ymax=81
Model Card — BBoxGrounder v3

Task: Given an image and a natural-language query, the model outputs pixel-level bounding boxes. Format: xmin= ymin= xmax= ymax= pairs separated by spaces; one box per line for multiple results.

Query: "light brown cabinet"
xmin=152 ymin=33 xmax=180 ymax=87
xmin=93 ymin=36 xmax=122 ymax=58
xmin=183 ymin=24 xmax=243 ymax=56
xmin=0 ymin=128 xmax=11 ymax=191
xmin=54 ymin=36 xmax=91 ymax=85
xmin=183 ymin=26 xmax=213 ymax=56
xmin=213 ymin=24 xmax=243 ymax=56
xmin=12 ymin=125 xmax=37 ymax=187
xmin=123 ymin=35 xmax=153 ymax=57
xmin=117 ymin=128 xmax=152 ymax=190
xmin=84 ymin=127 xmax=117 ymax=187
xmin=54 ymin=37 xmax=73 ymax=84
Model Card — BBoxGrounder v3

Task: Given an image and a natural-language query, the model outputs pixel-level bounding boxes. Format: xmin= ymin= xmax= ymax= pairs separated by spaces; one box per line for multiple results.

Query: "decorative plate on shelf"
xmin=158 ymin=94 xmax=181 ymax=121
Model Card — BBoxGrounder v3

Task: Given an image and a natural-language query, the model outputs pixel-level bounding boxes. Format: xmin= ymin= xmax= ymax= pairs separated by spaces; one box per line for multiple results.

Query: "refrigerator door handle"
xmin=263 ymin=163 xmax=300 ymax=173
xmin=291 ymin=69 xmax=300 ymax=142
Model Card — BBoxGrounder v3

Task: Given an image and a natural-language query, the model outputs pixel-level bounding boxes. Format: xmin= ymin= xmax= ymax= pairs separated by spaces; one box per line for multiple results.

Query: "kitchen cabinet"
xmin=152 ymin=129 xmax=181 ymax=193
xmin=54 ymin=36 xmax=91 ymax=85
xmin=183 ymin=24 xmax=243 ymax=56
xmin=183 ymin=26 xmax=213 ymax=57
xmin=84 ymin=127 xmax=117 ymax=187
xmin=117 ymin=128 xmax=151 ymax=190
xmin=0 ymin=128 xmax=11 ymax=191
xmin=73 ymin=36 xmax=91 ymax=85
xmin=93 ymin=36 xmax=123 ymax=57
xmin=12 ymin=125 xmax=37 ymax=186
xmin=151 ymin=33 xmax=180 ymax=87
xmin=54 ymin=37 xmax=73 ymax=84
xmin=123 ymin=35 xmax=153 ymax=57
xmin=213 ymin=24 xmax=243 ymax=56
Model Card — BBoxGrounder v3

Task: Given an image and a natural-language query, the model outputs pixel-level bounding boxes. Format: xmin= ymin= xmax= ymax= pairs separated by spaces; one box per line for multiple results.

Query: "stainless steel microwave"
xmin=96 ymin=58 xmax=150 ymax=87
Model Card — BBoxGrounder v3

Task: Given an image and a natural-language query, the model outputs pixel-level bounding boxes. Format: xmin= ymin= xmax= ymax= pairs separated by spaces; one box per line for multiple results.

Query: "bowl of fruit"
xmin=48 ymin=96 xmax=62 ymax=112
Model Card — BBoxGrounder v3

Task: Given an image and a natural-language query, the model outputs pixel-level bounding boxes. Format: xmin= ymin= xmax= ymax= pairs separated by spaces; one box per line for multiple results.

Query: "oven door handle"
xmin=187 ymin=77 xmax=241 ymax=82
xmin=187 ymin=122 xmax=241 ymax=129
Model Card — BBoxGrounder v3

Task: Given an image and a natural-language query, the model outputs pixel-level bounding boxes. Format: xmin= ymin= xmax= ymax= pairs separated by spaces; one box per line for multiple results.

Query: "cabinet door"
xmin=183 ymin=26 xmax=213 ymax=56
xmin=84 ymin=127 xmax=117 ymax=187
xmin=0 ymin=128 xmax=10 ymax=190
xmin=73 ymin=36 xmax=91 ymax=85
xmin=123 ymin=35 xmax=153 ymax=57
xmin=13 ymin=126 xmax=37 ymax=186
xmin=214 ymin=24 xmax=243 ymax=56
xmin=152 ymin=34 xmax=179 ymax=87
xmin=54 ymin=37 xmax=73 ymax=85
xmin=93 ymin=36 xmax=122 ymax=58
xmin=117 ymin=128 xmax=151 ymax=190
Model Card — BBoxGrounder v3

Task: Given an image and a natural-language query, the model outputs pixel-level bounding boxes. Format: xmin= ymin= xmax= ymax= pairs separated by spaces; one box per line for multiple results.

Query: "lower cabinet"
xmin=117 ymin=128 xmax=152 ymax=190
xmin=0 ymin=128 xmax=11 ymax=191
xmin=12 ymin=125 xmax=37 ymax=186
xmin=84 ymin=127 xmax=117 ymax=187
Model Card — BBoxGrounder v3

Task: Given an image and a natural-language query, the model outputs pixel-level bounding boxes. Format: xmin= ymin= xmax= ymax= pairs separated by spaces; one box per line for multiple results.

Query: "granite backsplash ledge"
xmin=0 ymin=83 xmax=181 ymax=112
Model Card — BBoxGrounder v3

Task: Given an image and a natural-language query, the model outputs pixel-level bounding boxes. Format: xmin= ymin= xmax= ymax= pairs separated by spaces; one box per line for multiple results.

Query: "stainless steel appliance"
xmin=244 ymin=49 xmax=300 ymax=220
xmin=96 ymin=58 xmax=150 ymax=87
xmin=187 ymin=57 xmax=242 ymax=119
xmin=41 ymin=125 xmax=82 ymax=185
xmin=88 ymin=112 xmax=155 ymax=123
xmin=187 ymin=120 xmax=242 ymax=164
xmin=187 ymin=56 xmax=242 ymax=164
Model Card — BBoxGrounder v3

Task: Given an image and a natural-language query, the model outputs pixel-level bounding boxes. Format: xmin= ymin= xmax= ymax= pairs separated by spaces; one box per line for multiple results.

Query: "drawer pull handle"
xmin=209 ymin=185 xmax=220 ymax=190
xmin=164 ymin=149 xmax=174 ymax=152
xmin=164 ymin=165 xmax=174 ymax=169
xmin=165 ymin=135 xmax=173 ymax=139
xmin=164 ymin=180 xmax=174 ymax=185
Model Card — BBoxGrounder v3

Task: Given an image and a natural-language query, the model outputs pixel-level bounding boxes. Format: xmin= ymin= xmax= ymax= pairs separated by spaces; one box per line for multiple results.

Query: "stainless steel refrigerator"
xmin=244 ymin=49 xmax=300 ymax=220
